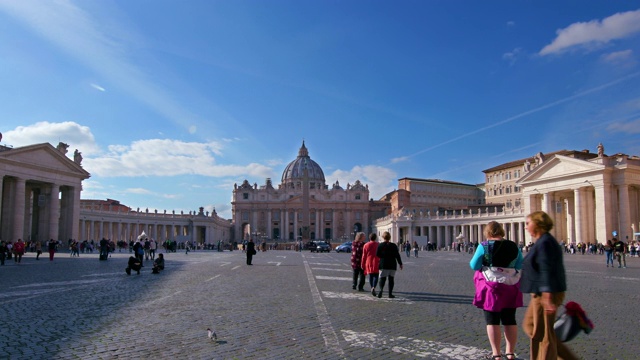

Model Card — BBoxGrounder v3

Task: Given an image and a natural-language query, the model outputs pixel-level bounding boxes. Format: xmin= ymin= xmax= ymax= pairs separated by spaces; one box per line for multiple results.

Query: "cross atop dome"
xmin=298 ymin=140 xmax=308 ymax=157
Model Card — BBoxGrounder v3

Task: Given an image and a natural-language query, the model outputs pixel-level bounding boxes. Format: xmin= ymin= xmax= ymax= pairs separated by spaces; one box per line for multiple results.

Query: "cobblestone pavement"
xmin=0 ymin=248 xmax=637 ymax=359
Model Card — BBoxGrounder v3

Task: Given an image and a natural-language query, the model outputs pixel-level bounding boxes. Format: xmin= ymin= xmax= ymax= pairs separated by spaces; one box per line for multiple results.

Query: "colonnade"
xmin=78 ymin=208 xmax=231 ymax=245
xmin=0 ymin=175 xmax=81 ymax=243
xmin=375 ymin=210 xmax=527 ymax=249
xmin=523 ymin=182 xmax=640 ymax=244
xmin=78 ymin=219 xmax=189 ymax=243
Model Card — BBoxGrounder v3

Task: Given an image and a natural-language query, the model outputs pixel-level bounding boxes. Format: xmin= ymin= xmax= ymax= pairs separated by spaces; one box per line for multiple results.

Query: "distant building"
xmin=483 ymin=149 xmax=597 ymax=210
xmin=375 ymin=144 xmax=640 ymax=247
xmin=393 ymin=177 xmax=485 ymax=214
xmin=80 ymin=198 xmax=132 ymax=213
xmin=231 ymin=142 xmax=378 ymax=242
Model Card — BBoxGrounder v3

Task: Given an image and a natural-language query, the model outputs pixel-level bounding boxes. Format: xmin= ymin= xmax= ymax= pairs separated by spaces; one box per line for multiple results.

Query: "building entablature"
xmin=80 ymin=207 xmax=229 ymax=225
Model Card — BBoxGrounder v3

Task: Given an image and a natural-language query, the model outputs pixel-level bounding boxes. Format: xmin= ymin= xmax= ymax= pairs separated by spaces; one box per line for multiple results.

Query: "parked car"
xmin=335 ymin=241 xmax=352 ymax=253
xmin=309 ymin=241 xmax=331 ymax=253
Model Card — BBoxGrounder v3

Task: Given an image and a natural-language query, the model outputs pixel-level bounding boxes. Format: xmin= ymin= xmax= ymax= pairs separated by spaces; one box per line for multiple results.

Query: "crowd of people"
xmin=560 ymin=239 xmax=639 ymax=257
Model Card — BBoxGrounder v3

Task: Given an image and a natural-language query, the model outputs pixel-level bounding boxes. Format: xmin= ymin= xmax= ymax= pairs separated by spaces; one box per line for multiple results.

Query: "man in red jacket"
xmin=13 ymin=238 xmax=25 ymax=264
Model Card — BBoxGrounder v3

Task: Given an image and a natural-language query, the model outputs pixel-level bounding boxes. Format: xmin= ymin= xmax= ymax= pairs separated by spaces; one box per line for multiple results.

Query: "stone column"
xmin=618 ymin=184 xmax=632 ymax=241
xmin=316 ymin=211 xmax=321 ymax=240
xmin=574 ymin=188 xmax=583 ymax=244
xmin=284 ymin=210 xmax=289 ymax=240
xmin=541 ymin=192 xmax=551 ymax=214
xmin=13 ymin=177 xmax=26 ymax=241
xmin=266 ymin=210 xmax=272 ymax=239
xmin=594 ymin=184 xmax=613 ymax=245
xmin=332 ymin=210 xmax=338 ymax=241
xmin=252 ymin=209 xmax=258 ymax=238
xmin=80 ymin=219 xmax=86 ymax=241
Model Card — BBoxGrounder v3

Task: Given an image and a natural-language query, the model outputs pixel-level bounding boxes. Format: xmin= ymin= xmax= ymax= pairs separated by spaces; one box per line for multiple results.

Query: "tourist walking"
xmin=376 ymin=231 xmax=403 ymax=298
xmin=12 ymin=238 xmax=25 ymax=264
xmin=35 ymin=241 xmax=42 ymax=260
xmin=361 ymin=233 xmax=380 ymax=296
xmin=246 ymin=238 xmax=256 ymax=265
xmin=0 ymin=240 xmax=7 ymax=265
xmin=604 ymin=239 xmax=614 ymax=267
xmin=613 ymin=237 xmax=627 ymax=268
xmin=521 ymin=211 xmax=578 ymax=360
xmin=404 ymin=241 xmax=411 ymax=258
xmin=149 ymin=238 xmax=157 ymax=260
xmin=48 ymin=239 xmax=57 ymax=261
xmin=351 ymin=232 xmax=366 ymax=291
xmin=412 ymin=241 xmax=419 ymax=258
xmin=70 ymin=240 xmax=80 ymax=257
xmin=99 ymin=238 xmax=109 ymax=260
xmin=133 ymin=240 xmax=144 ymax=264
xmin=470 ymin=221 xmax=523 ymax=360
xmin=144 ymin=238 xmax=151 ymax=260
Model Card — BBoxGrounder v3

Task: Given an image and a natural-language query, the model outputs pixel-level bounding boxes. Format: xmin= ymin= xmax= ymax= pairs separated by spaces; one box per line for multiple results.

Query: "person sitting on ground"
xmin=152 ymin=253 xmax=164 ymax=274
xmin=126 ymin=256 xmax=142 ymax=275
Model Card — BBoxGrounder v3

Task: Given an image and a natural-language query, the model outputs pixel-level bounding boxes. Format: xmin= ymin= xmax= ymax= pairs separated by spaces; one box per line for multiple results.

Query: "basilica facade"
xmin=231 ymin=142 xmax=379 ymax=243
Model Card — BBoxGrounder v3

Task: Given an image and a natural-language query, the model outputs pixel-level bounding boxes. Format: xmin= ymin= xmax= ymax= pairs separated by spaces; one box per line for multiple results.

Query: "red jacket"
xmin=13 ymin=241 xmax=25 ymax=255
xmin=361 ymin=241 xmax=379 ymax=275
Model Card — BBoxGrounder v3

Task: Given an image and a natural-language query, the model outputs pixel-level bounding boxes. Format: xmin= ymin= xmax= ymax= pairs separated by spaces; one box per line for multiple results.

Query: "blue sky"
xmin=1 ymin=1 xmax=639 ymax=219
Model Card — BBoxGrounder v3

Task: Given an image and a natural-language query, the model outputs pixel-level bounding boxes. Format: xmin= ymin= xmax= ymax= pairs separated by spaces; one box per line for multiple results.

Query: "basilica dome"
xmin=281 ymin=142 xmax=326 ymax=186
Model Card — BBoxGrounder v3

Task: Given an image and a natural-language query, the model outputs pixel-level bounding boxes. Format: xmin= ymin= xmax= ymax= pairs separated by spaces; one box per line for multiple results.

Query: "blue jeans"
xmin=605 ymin=251 xmax=613 ymax=266
xmin=368 ymin=273 xmax=379 ymax=289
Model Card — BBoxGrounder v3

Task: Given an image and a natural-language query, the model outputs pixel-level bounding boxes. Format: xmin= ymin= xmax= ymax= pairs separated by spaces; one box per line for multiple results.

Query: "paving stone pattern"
xmin=0 ymin=248 xmax=636 ymax=359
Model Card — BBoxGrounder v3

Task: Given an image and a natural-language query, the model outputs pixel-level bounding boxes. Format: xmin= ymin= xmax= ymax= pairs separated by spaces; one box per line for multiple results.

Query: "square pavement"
xmin=0 ymin=249 xmax=635 ymax=359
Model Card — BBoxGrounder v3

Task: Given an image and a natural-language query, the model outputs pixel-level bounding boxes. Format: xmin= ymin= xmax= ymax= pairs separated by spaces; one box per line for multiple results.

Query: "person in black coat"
xmin=246 ymin=239 xmax=256 ymax=265
xmin=375 ymin=231 xmax=403 ymax=298
xmin=520 ymin=211 xmax=577 ymax=360
xmin=126 ymin=256 xmax=142 ymax=275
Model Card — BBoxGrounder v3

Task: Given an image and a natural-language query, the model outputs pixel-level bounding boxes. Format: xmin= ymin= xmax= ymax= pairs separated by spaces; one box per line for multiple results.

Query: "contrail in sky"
xmin=399 ymin=71 xmax=640 ymax=161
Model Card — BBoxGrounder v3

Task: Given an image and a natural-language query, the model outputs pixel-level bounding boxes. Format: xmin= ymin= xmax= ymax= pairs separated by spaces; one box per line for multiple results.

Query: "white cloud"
xmin=266 ymin=158 xmax=284 ymax=167
xmin=390 ymin=156 xmax=409 ymax=164
xmin=607 ymin=118 xmax=640 ymax=134
xmin=507 ymin=21 xmax=515 ymax=27
xmin=540 ymin=9 xmax=640 ymax=55
xmin=327 ymin=165 xmax=397 ymax=200
xmin=601 ymin=49 xmax=633 ymax=62
xmin=502 ymin=47 xmax=523 ymax=65
xmin=3 ymin=121 xmax=100 ymax=155
xmin=85 ymin=138 xmax=275 ymax=178
xmin=126 ymin=188 xmax=152 ymax=195
xmin=3 ymin=120 xmax=277 ymax=181
xmin=601 ymin=49 xmax=636 ymax=67
xmin=90 ymin=83 xmax=106 ymax=92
